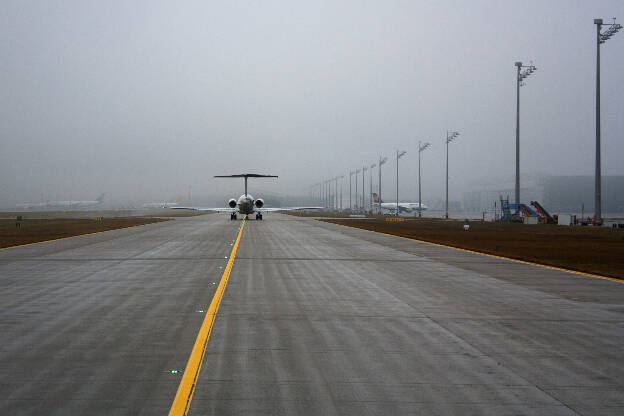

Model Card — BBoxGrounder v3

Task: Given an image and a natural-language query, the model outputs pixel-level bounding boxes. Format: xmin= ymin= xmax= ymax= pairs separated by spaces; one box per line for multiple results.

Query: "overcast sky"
xmin=1 ymin=0 xmax=623 ymax=206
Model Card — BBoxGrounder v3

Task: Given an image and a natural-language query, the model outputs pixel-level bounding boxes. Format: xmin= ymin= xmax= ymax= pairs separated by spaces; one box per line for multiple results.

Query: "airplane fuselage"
xmin=237 ymin=194 xmax=256 ymax=215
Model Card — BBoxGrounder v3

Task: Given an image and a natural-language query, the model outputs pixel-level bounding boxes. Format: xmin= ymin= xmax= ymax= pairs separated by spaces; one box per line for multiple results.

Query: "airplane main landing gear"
xmin=230 ymin=213 xmax=238 ymax=220
xmin=256 ymin=213 xmax=263 ymax=220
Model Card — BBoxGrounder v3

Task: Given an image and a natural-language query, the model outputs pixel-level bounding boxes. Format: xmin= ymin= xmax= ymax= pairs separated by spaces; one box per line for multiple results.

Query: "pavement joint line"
xmin=168 ymin=217 xmax=246 ymax=416
xmin=320 ymin=220 xmax=623 ymax=285
xmin=0 ymin=219 xmax=172 ymax=251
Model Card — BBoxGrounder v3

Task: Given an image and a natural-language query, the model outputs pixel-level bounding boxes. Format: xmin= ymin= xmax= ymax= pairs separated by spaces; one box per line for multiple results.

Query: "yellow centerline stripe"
xmin=169 ymin=217 xmax=247 ymax=416
xmin=0 ymin=220 xmax=171 ymax=251
xmin=321 ymin=220 xmax=623 ymax=284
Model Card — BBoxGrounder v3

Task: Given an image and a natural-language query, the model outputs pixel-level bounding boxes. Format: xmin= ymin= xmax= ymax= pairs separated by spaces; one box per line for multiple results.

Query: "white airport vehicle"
xmin=171 ymin=174 xmax=321 ymax=220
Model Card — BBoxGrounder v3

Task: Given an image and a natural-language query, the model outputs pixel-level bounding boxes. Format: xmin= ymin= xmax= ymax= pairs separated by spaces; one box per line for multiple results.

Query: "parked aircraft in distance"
xmin=16 ymin=193 xmax=106 ymax=210
xmin=171 ymin=174 xmax=321 ymax=220
xmin=373 ymin=193 xmax=427 ymax=215
xmin=142 ymin=196 xmax=182 ymax=209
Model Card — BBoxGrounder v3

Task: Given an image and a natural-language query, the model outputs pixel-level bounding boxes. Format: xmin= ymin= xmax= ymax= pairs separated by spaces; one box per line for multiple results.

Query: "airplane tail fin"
xmin=373 ymin=193 xmax=382 ymax=203
xmin=176 ymin=196 xmax=182 ymax=203
xmin=214 ymin=173 xmax=279 ymax=196
xmin=97 ymin=193 xmax=106 ymax=202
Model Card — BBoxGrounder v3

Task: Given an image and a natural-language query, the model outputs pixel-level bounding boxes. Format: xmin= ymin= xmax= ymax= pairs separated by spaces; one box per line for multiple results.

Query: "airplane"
xmin=17 ymin=193 xmax=106 ymax=210
xmin=373 ymin=193 xmax=427 ymax=215
xmin=171 ymin=174 xmax=322 ymax=220
xmin=142 ymin=196 xmax=183 ymax=209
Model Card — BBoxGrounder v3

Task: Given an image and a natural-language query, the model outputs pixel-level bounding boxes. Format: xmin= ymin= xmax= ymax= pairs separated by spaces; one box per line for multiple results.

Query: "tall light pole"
xmin=594 ymin=18 xmax=621 ymax=223
xmin=396 ymin=150 xmax=407 ymax=216
xmin=362 ymin=165 xmax=368 ymax=212
xmin=418 ymin=141 xmax=431 ymax=218
xmin=355 ymin=168 xmax=361 ymax=211
xmin=369 ymin=163 xmax=376 ymax=213
xmin=340 ymin=178 xmax=343 ymax=211
xmin=349 ymin=171 xmax=354 ymax=211
xmin=378 ymin=156 xmax=387 ymax=214
xmin=334 ymin=175 xmax=343 ymax=211
xmin=514 ymin=61 xmax=537 ymax=214
xmin=326 ymin=179 xmax=330 ymax=210
xmin=445 ymin=131 xmax=459 ymax=219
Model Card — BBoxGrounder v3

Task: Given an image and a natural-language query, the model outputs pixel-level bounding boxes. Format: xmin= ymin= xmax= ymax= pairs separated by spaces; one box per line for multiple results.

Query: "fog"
xmin=1 ymin=0 xmax=623 ymax=209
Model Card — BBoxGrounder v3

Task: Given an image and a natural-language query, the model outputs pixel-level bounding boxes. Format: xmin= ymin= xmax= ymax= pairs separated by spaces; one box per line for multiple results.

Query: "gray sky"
xmin=1 ymin=0 xmax=623 ymax=206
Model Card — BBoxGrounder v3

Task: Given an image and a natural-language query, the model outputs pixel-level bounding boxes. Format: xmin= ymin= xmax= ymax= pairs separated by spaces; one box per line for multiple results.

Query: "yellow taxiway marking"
xmin=169 ymin=217 xmax=247 ymax=416
xmin=0 ymin=220 xmax=171 ymax=251
xmin=322 ymin=220 xmax=623 ymax=285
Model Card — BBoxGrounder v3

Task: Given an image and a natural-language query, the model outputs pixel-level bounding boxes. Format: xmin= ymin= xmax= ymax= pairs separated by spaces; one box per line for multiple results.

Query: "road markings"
xmin=168 ymin=217 xmax=247 ymax=416
xmin=0 ymin=220 xmax=170 ymax=251
xmin=323 ymin=220 xmax=623 ymax=284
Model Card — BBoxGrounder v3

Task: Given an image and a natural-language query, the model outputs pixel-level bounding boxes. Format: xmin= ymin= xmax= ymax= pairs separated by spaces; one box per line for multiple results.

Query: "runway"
xmin=1 ymin=214 xmax=623 ymax=415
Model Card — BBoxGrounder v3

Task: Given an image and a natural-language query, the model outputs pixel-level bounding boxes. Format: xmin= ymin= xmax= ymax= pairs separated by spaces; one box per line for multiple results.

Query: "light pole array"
xmin=396 ymin=150 xmax=407 ymax=216
xmin=378 ymin=156 xmax=387 ymax=214
xmin=445 ymin=131 xmax=459 ymax=219
xmin=594 ymin=17 xmax=621 ymax=223
xmin=418 ymin=141 xmax=431 ymax=218
xmin=514 ymin=60 xmax=537 ymax=214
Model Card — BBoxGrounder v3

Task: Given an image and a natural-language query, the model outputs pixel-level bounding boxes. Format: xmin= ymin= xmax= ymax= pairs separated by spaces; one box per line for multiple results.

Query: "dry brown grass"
xmin=0 ymin=217 xmax=169 ymax=249
xmin=321 ymin=218 xmax=624 ymax=280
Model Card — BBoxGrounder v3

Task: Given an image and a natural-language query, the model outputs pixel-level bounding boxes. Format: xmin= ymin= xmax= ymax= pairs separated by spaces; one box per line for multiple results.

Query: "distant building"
xmin=541 ymin=175 xmax=624 ymax=214
xmin=462 ymin=176 xmax=624 ymax=215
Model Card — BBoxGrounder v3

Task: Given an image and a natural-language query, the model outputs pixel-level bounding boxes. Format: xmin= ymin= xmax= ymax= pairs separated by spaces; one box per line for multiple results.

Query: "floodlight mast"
xmin=369 ymin=163 xmax=376 ymax=213
xmin=378 ymin=156 xmax=388 ymax=214
xmin=418 ymin=141 xmax=431 ymax=218
xmin=355 ymin=168 xmax=361 ymax=211
xmin=445 ymin=131 xmax=460 ymax=219
xmin=334 ymin=175 xmax=343 ymax=211
xmin=594 ymin=17 xmax=622 ymax=224
xmin=396 ymin=150 xmax=407 ymax=216
xmin=514 ymin=60 xmax=537 ymax=215
xmin=349 ymin=170 xmax=354 ymax=211
xmin=362 ymin=165 xmax=368 ymax=212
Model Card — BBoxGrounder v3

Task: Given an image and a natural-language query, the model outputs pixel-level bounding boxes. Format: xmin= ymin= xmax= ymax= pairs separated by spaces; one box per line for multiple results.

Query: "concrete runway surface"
xmin=1 ymin=213 xmax=623 ymax=415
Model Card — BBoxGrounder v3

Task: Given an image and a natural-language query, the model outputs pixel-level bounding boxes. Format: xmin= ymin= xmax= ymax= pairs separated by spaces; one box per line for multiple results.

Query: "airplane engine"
xmin=254 ymin=198 xmax=264 ymax=208
xmin=228 ymin=199 xmax=237 ymax=208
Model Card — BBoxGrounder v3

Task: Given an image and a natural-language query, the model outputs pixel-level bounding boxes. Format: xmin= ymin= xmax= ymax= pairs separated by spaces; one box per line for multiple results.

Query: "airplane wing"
xmin=170 ymin=207 xmax=236 ymax=212
xmin=256 ymin=207 xmax=323 ymax=212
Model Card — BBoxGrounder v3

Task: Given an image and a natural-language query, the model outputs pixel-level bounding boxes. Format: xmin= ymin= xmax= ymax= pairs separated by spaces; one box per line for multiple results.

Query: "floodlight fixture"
xmin=446 ymin=131 xmax=459 ymax=144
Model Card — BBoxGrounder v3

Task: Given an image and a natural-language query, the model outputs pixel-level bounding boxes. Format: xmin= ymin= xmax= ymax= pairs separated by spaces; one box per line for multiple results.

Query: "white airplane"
xmin=142 ymin=196 xmax=183 ymax=209
xmin=17 ymin=193 xmax=106 ymax=209
xmin=373 ymin=193 xmax=427 ymax=215
xmin=171 ymin=174 xmax=322 ymax=220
